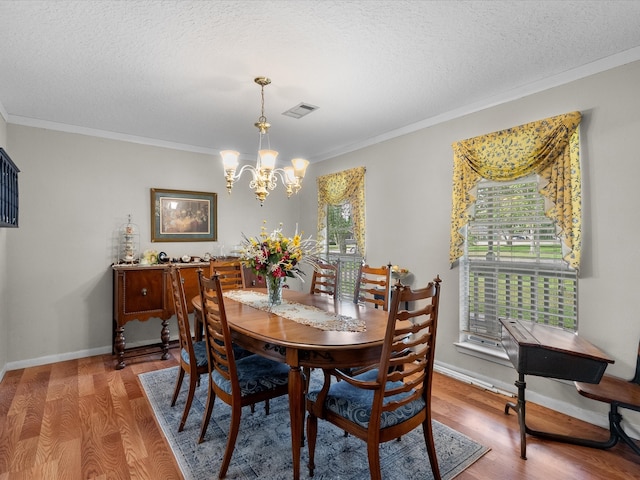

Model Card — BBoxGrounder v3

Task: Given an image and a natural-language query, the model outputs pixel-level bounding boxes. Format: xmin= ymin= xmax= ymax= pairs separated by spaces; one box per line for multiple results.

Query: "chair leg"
xmin=265 ymin=398 xmax=270 ymax=415
xmin=198 ymin=381 xmax=216 ymax=444
xmin=219 ymin=405 xmax=242 ymax=479
xmin=306 ymin=411 xmax=318 ymax=477
xmin=366 ymin=442 xmax=382 ymax=480
xmin=422 ymin=417 xmax=442 ymax=480
xmin=171 ymin=367 xmax=185 ymax=407
xmin=178 ymin=372 xmax=198 ymax=432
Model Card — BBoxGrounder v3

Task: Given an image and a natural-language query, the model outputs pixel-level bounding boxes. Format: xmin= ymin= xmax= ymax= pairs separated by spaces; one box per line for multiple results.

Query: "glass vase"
xmin=266 ymin=275 xmax=284 ymax=307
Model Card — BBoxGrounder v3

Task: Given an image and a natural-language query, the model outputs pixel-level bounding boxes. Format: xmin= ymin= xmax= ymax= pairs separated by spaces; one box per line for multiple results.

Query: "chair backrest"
xmin=197 ymin=270 xmax=240 ymax=400
xmin=374 ymin=276 xmax=442 ymax=425
xmin=310 ymin=261 xmax=339 ymax=296
xmin=210 ymin=259 xmax=245 ymax=290
xmin=354 ymin=263 xmax=391 ymax=310
xmin=168 ymin=266 xmax=197 ymax=365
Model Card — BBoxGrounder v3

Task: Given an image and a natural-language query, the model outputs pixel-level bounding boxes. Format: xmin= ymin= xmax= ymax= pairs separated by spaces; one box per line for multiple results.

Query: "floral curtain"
xmin=317 ymin=166 xmax=366 ymax=255
xmin=450 ymin=111 xmax=582 ymax=270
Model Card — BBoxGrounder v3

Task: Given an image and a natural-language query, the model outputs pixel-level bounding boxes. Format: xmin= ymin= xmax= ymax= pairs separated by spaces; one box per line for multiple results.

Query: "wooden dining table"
xmin=192 ymin=288 xmax=389 ymax=480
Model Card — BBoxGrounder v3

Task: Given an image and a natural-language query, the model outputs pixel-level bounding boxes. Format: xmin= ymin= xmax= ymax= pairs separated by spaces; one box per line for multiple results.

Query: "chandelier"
xmin=221 ymin=77 xmax=310 ymax=205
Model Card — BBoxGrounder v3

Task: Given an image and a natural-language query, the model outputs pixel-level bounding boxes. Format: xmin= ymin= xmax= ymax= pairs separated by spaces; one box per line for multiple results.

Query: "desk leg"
xmin=288 ymin=365 xmax=304 ymax=480
xmin=504 ymin=372 xmax=626 ymax=459
xmin=505 ymin=372 xmax=528 ymax=459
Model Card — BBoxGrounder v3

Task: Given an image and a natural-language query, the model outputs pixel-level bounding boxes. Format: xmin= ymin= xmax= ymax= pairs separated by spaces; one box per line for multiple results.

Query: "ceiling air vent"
xmin=282 ymin=103 xmax=318 ymax=119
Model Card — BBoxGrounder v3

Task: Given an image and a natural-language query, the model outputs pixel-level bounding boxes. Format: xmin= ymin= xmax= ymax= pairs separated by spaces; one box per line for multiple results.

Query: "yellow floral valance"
xmin=450 ymin=111 xmax=582 ymax=270
xmin=317 ymin=166 xmax=366 ymax=255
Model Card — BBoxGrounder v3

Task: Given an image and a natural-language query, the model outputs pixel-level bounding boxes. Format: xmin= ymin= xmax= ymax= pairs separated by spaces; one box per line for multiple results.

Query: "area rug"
xmin=139 ymin=367 xmax=489 ymax=479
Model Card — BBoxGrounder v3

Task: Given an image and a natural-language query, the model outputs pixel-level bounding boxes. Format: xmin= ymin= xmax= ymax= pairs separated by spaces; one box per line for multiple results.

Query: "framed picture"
xmin=151 ymin=188 xmax=217 ymax=242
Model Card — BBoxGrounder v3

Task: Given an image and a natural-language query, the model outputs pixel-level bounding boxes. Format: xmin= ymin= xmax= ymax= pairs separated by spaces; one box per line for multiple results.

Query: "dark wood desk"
xmin=192 ymin=289 xmax=388 ymax=480
xmin=500 ymin=318 xmax=615 ymax=459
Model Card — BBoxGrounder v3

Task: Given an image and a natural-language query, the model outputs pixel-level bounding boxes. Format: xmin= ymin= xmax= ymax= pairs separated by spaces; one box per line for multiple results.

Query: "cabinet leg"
xmin=161 ymin=319 xmax=170 ymax=360
xmin=115 ymin=326 xmax=126 ymax=370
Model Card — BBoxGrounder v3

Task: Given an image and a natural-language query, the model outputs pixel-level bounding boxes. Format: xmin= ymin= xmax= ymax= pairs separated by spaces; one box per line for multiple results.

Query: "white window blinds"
xmin=461 ymin=178 xmax=578 ymax=346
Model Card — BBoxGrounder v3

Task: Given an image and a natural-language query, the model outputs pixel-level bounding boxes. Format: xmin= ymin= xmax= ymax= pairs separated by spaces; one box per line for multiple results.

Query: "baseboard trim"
xmin=5 ymin=346 xmax=113 ymax=372
xmin=434 ymin=360 xmax=640 ymax=441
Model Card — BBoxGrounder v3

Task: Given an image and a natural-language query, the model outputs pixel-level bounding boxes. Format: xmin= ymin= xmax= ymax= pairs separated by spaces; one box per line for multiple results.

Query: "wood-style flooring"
xmin=0 ymin=347 xmax=638 ymax=479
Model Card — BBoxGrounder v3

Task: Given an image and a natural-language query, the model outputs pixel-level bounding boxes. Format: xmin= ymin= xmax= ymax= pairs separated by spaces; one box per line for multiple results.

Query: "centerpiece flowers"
xmin=239 ymin=222 xmax=320 ymax=307
xmin=240 ymin=222 xmax=318 ymax=306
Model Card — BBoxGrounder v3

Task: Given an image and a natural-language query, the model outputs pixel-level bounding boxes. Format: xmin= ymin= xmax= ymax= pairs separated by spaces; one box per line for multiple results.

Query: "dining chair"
xmin=197 ymin=271 xmax=290 ymax=478
xmin=307 ymin=276 xmax=443 ymax=480
xmin=353 ymin=263 xmax=391 ymax=311
xmin=306 ymin=260 xmax=340 ymax=388
xmin=310 ymin=260 xmax=339 ymax=296
xmin=210 ymin=259 xmax=246 ymax=290
xmin=168 ymin=266 xmax=209 ymax=432
xmin=208 ymin=260 xmax=256 ymax=363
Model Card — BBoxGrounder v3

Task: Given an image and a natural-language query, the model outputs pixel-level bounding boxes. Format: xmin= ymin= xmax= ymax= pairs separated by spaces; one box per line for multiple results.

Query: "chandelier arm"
xmin=233 ymin=164 xmax=258 ymax=181
xmin=271 ymin=168 xmax=287 ymax=183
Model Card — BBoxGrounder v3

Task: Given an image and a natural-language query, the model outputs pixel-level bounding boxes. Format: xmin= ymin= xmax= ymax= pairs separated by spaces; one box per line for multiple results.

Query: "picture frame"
xmin=150 ymin=188 xmax=217 ymax=242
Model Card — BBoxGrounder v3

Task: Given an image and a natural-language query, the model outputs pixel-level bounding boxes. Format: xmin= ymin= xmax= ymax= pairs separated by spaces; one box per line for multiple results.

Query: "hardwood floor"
xmin=0 ymin=348 xmax=638 ymax=479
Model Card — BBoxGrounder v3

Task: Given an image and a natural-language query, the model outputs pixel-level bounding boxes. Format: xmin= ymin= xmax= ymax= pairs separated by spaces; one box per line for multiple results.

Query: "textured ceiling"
xmin=1 ymin=1 xmax=640 ymax=163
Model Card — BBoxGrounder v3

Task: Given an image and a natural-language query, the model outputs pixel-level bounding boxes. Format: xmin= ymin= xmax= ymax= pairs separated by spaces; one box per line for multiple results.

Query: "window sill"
xmin=454 ymin=341 xmax=513 ymax=368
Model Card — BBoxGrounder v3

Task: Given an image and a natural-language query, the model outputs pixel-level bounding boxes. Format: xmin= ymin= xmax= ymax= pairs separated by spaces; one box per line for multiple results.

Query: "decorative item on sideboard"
xmin=118 ymin=214 xmax=140 ymax=264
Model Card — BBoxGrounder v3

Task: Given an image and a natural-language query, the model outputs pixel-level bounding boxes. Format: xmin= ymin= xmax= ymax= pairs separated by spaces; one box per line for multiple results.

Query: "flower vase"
xmin=266 ymin=275 xmax=284 ymax=307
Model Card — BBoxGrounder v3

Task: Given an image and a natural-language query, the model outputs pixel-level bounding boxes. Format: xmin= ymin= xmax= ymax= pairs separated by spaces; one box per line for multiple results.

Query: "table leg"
xmin=193 ymin=306 xmax=203 ymax=342
xmin=115 ymin=326 xmax=126 ymax=370
xmin=160 ymin=319 xmax=170 ymax=360
xmin=288 ymin=365 xmax=304 ymax=480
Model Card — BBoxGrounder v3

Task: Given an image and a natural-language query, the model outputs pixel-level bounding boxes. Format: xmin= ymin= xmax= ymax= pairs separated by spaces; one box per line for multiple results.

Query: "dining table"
xmin=192 ymin=288 xmax=389 ymax=480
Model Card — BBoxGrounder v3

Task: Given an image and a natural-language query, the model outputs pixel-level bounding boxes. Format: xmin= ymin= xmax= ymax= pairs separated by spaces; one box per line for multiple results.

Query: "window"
xmin=460 ymin=177 xmax=578 ymax=349
xmin=317 ymin=166 xmax=366 ymax=301
xmin=450 ymin=112 xmax=582 ymax=354
xmin=0 ymin=148 xmax=19 ymax=228
xmin=326 ymin=202 xmax=363 ymax=300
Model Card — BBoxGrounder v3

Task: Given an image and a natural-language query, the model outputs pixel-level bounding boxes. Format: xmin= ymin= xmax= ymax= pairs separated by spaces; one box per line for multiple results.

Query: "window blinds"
xmin=462 ymin=179 xmax=578 ymax=345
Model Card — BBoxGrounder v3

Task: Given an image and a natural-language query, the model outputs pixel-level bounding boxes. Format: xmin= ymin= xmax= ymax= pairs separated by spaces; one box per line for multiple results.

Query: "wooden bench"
xmin=574 ymin=341 xmax=640 ymax=455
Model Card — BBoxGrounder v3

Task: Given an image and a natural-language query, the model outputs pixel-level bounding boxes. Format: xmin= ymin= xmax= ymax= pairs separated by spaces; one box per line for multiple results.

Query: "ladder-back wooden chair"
xmin=574 ymin=340 xmax=640 ymax=455
xmin=307 ymin=276 xmax=443 ymax=480
xmin=168 ymin=266 xmax=209 ymax=432
xmin=197 ymin=271 xmax=290 ymax=478
xmin=209 ymin=259 xmax=245 ymax=290
xmin=193 ymin=261 xmax=245 ymax=344
xmin=310 ymin=261 xmax=338 ymax=296
xmin=354 ymin=263 xmax=391 ymax=311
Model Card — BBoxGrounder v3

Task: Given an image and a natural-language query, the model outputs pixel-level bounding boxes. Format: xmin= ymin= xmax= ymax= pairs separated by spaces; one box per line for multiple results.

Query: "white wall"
xmin=2 ymin=60 xmax=639 ymax=433
xmin=4 ymin=125 xmax=298 ymax=369
xmin=0 ymin=111 xmax=7 ymax=379
xmin=297 ymin=60 xmax=640 ymax=432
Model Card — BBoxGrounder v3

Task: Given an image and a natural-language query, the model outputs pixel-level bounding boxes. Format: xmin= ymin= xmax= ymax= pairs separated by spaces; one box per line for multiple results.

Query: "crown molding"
xmin=7 ymin=115 xmax=218 ymax=155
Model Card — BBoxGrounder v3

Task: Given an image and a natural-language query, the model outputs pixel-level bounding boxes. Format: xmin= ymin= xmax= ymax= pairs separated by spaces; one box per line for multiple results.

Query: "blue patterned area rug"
xmin=139 ymin=367 xmax=489 ymax=480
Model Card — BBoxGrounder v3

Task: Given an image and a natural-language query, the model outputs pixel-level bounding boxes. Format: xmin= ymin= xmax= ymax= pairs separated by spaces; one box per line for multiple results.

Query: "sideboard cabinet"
xmin=112 ymin=258 xmax=257 ymax=369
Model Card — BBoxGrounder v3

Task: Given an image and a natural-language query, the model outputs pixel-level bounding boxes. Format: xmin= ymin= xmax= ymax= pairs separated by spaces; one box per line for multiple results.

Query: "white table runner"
xmin=223 ymin=290 xmax=366 ymax=332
